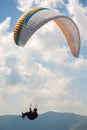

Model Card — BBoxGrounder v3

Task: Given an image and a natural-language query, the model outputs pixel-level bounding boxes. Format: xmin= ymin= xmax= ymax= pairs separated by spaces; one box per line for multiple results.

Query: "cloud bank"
xmin=0 ymin=0 xmax=87 ymax=115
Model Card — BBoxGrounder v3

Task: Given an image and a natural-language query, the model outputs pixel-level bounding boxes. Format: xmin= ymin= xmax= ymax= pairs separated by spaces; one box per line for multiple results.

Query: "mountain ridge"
xmin=0 ymin=111 xmax=87 ymax=130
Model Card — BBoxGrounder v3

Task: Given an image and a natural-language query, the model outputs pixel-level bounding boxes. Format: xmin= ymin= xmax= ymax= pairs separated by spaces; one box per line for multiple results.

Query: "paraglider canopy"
xmin=14 ymin=7 xmax=80 ymax=57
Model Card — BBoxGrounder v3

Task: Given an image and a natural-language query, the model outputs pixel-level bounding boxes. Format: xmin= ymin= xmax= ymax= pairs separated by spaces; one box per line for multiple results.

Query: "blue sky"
xmin=0 ymin=0 xmax=87 ymax=116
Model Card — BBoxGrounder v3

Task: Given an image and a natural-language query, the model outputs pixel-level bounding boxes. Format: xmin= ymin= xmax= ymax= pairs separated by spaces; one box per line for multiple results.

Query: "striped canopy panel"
xmin=14 ymin=7 xmax=80 ymax=57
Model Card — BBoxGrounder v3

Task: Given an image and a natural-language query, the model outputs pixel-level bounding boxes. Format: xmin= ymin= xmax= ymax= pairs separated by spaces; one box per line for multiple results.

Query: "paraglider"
xmin=22 ymin=104 xmax=38 ymax=120
xmin=13 ymin=7 xmax=80 ymax=57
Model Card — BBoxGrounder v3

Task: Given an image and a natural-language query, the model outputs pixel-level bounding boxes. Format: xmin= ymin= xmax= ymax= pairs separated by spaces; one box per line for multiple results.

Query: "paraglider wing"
xmin=14 ymin=7 xmax=80 ymax=57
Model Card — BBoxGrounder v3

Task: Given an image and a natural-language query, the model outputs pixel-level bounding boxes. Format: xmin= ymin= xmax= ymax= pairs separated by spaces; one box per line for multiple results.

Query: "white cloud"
xmin=0 ymin=17 xmax=11 ymax=35
xmin=67 ymin=0 xmax=87 ymax=44
xmin=69 ymin=56 xmax=87 ymax=70
xmin=16 ymin=0 xmax=64 ymax=12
